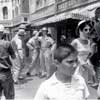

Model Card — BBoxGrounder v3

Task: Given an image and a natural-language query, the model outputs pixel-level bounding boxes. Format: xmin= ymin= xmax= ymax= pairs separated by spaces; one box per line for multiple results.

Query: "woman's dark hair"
xmin=79 ymin=22 xmax=91 ymax=31
xmin=54 ymin=43 xmax=77 ymax=62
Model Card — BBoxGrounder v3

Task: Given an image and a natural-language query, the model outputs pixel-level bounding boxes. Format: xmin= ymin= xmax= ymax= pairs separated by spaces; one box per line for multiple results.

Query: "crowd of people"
xmin=0 ymin=7 xmax=100 ymax=100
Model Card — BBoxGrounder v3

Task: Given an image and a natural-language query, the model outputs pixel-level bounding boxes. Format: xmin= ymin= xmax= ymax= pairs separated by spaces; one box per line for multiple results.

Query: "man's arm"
xmin=8 ymin=43 xmax=16 ymax=59
xmin=26 ymin=38 xmax=35 ymax=51
xmin=71 ymin=39 xmax=78 ymax=49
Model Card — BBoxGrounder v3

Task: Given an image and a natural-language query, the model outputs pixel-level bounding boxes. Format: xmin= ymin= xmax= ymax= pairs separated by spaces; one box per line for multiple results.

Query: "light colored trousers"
xmin=40 ymin=48 xmax=52 ymax=77
xmin=12 ymin=51 xmax=25 ymax=82
xmin=28 ymin=49 xmax=40 ymax=74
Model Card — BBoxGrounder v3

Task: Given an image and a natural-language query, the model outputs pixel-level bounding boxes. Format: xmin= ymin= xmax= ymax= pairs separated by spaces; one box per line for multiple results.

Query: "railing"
xmin=0 ymin=20 xmax=12 ymax=27
xmin=29 ymin=4 xmax=56 ymax=22
xmin=56 ymin=0 xmax=99 ymax=13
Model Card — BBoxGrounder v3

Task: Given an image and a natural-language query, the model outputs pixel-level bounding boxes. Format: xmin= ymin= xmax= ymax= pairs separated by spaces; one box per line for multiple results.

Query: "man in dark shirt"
xmin=0 ymin=24 xmax=16 ymax=100
xmin=92 ymin=7 xmax=100 ymax=100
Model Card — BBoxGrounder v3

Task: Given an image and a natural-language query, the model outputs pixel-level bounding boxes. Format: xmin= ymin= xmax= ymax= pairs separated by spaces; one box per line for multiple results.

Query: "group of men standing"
xmin=12 ymin=25 xmax=56 ymax=83
xmin=26 ymin=27 xmax=56 ymax=79
xmin=0 ymin=22 xmax=56 ymax=99
xmin=0 ymin=6 xmax=100 ymax=100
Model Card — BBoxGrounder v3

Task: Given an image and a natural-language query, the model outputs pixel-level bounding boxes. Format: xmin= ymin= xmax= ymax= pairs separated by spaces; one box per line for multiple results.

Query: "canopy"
xmin=33 ymin=2 xmax=100 ymax=26
xmin=34 ymin=11 xmax=89 ymax=26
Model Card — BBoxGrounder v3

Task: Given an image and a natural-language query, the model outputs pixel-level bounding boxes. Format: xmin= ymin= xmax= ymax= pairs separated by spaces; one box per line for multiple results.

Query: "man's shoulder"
xmin=73 ymin=74 xmax=86 ymax=85
xmin=28 ymin=37 xmax=35 ymax=44
xmin=40 ymin=74 xmax=57 ymax=87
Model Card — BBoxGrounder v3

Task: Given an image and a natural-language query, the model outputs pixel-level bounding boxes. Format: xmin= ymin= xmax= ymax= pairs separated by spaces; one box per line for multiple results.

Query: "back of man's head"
xmin=54 ymin=43 xmax=77 ymax=62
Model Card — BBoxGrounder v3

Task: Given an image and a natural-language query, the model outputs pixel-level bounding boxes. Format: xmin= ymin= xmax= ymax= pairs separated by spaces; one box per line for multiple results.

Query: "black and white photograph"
xmin=0 ymin=0 xmax=100 ymax=100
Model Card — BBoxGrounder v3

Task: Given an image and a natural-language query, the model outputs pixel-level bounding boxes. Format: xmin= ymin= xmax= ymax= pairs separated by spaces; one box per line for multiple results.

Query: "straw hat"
xmin=18 ymin=29 xmax=25 ymax=36
xmin=42 ymin=27 xmax=48 ymax=32
xmin=32 ymin=30 xmax=38 ymax=36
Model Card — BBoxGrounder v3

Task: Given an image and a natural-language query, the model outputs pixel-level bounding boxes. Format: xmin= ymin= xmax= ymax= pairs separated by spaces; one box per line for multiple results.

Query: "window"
xmin=36 ymin=0 xmax=44 ymax=9
xmin=15 ymin=6 xmax=18 ymax=16
xmin=18 ymin=0 xmax=19 ymax=4
xmin=2 ymin=7 xmax=8 ymax=19
xmin=12 ymin=9 xmax=14 ymax=18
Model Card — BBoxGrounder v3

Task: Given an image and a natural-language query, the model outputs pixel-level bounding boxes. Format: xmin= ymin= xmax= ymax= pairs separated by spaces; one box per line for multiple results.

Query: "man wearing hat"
xmin=0 ymin=24 xmax=16 ymax=99
xmin=11 ymin=24 xmax=26 ymax=84
xmin=37 ymin=27 xmax=56 ymax=78
xmin=26 ymin=30 xmax=41 ymax=77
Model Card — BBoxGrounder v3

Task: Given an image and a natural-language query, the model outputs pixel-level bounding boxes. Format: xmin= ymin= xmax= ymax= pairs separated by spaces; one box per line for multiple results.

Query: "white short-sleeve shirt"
xmin=38 ymin=36 xmax=54 ymax=49
xmin=34 ymin=73 xmax=89 ymax=100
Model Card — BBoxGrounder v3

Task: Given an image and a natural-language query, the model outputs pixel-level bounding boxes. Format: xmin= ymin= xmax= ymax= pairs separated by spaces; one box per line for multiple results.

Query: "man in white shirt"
xmin=26 ymin=30 xmax=41 ymax=76
xmin=11 ymin=24 xmax=26 ymax=84
xmin=34 ymin=43 xmax=89 ymax=100
xmin=38 ymin=27 xmax=56 ymax=78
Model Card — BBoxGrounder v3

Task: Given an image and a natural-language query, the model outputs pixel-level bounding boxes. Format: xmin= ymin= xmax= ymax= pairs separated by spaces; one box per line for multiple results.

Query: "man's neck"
xmin=55 ymin=71 xmax=72 ymax=83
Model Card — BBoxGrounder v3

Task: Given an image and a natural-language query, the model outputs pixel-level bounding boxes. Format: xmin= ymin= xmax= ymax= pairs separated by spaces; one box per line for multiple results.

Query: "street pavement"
xmin=1 ymin=74 xmax=98 ymax=100
xmin=1 ymin=56 xmax=98 ymax=100
xmin=14 ymin=77 xmax=98 ymax=100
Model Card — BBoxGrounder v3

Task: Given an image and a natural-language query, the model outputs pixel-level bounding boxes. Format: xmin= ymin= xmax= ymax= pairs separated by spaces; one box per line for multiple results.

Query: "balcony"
xmin=57 ymin=0 xmax=99 ymax=13
xmin=29 ymin=4 xmax=56 ymax=23
xmin=12 ymin=13 xmax=29 ymax=26
xmin=0 ymin=20 xmax=12 ymax=27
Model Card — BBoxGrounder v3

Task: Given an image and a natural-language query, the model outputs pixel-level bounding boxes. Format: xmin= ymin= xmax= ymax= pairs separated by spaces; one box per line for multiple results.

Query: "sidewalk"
xmin=1 ymin=75 xmax=98 ymax=100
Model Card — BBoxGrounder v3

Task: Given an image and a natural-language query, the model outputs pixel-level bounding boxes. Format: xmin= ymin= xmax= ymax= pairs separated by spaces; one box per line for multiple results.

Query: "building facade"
xmin=0 ymin=0 xmax=12 ymax=27
xmin=12 ymin=0 xmax=29 ymax=27
xmin=29 ymin=0 xmax=100 ymax=44
xmin=0 ymin=0 xmax=100 ymax=41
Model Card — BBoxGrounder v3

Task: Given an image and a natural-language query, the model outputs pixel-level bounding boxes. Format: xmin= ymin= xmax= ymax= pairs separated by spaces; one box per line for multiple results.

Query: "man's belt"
xmin=18 ymin=49 xmax=23 ymax=50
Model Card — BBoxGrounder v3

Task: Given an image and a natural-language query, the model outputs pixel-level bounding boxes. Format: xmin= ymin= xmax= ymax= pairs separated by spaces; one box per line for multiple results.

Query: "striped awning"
xmin=34 ymin=1 xmax=100 ymax=27
xmin=33 ymin=2 xmax=100 ymax=26
xmin=33 ymin=10 xmax=90 ymax=26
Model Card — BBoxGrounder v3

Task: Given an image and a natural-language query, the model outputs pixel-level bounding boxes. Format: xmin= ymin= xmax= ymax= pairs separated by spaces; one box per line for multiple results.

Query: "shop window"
xmin=2 ymin=6 xmax=8 ymax=19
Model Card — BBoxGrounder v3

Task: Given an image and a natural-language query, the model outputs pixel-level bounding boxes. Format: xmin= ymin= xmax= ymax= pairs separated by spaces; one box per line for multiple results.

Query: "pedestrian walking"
xmin=0 ymin=24 xmax=16 ymax=100
xmin=38 ymin=27 xmax=56 ymax=78
xmin=71 ymin=20 xmax=97 ymax=86
xmin=26 ymin=30 xmax=41 ymax=76
xmin=34 ymin=43 xmax=89 ymax=100
xmin=11 ymin=24 xmax=26 ymax=84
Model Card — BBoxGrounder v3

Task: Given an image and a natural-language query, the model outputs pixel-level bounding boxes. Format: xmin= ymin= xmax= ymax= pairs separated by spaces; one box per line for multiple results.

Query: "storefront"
xmin=31 ymin=9 xmax=90 ymax=45
xmin=29 ymin=0 xmax=100 ymax=45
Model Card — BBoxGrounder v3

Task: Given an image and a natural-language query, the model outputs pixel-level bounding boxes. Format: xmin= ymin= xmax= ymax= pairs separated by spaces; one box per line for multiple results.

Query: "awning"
xmin=34 ymin=10 xmax=90 ymax=26
xmin=33 ymin=2 xmax=100 ymax=26
xmin=79 ymin=2 xmax=100 ymax=18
